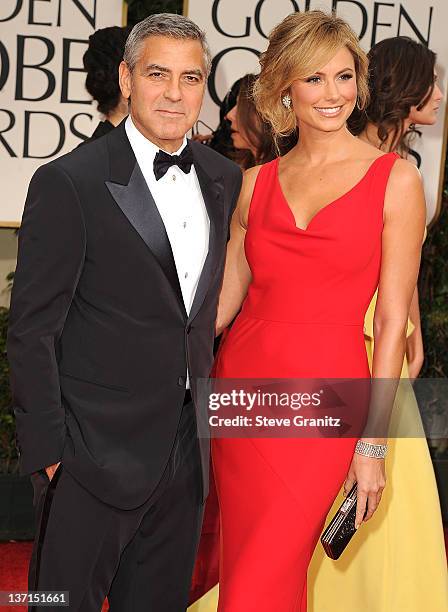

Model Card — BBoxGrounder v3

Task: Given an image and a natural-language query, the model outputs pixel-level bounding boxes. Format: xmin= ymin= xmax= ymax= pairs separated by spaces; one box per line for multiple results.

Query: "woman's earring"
xmin=282 ymin=93 xmax=291 ymax=109
xmin=356 ymin=97 xmax=362 ymax=111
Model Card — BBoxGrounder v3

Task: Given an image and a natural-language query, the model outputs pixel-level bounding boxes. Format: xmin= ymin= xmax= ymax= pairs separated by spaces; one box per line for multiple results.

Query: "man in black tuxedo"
xmin=7 ymin=13 xmax=241 ymax=611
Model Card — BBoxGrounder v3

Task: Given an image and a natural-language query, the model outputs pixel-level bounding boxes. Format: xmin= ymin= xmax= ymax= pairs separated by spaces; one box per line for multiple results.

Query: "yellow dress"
xmin=308 ymin=289 xmax=448 ymax=611
xmin=187 ymin=585 xmax=219 ymax=612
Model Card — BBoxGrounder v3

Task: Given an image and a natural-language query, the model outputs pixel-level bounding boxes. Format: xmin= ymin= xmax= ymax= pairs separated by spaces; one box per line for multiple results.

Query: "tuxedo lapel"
xmin=105 ymin=121 xmax=186 ymax=319
xmin=188 ymin=142 xmax=225 ymax=324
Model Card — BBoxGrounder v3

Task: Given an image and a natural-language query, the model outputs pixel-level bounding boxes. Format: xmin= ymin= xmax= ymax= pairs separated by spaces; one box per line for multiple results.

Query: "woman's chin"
xmin=231 ymin=135 xmax=249 ymax=150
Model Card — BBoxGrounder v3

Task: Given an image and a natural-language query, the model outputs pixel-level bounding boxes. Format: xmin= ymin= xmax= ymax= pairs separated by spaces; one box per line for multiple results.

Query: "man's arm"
xmin=7 ymin=163 xmax=86 ymax=476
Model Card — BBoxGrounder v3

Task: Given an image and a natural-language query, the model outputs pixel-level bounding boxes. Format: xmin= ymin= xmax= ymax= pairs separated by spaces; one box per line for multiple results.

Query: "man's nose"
xmin=164 ymin=78 xmax=182 ymax=102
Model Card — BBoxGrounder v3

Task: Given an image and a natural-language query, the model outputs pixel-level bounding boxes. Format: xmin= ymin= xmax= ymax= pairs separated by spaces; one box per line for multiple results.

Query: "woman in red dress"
xmin=211 ymin=10 xmax=425 ymax=611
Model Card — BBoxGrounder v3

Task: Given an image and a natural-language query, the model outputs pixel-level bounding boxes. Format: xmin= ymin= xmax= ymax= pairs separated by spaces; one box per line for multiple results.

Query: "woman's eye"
xmin=339 ymin=73 xmax=353 ymax=81
xmin=306 ymin=76 xmax=321 ymax=84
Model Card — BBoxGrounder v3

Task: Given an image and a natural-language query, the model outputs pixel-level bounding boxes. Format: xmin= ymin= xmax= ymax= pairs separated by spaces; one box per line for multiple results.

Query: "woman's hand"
xmin=343 ymin=448 xmax=386 ymax=529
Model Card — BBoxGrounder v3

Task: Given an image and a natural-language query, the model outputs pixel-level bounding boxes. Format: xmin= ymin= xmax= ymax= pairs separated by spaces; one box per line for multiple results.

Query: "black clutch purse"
xmin=320 ymin=483 xmax=367 ymax=559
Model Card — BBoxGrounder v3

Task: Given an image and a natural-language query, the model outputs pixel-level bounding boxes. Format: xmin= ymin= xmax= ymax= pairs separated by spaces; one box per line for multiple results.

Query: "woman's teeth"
xmin=314 ymin=106 xmax=343 ymax=117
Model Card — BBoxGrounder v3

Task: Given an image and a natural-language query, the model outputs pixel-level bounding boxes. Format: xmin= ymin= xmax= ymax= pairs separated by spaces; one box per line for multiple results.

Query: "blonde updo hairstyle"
xmin=253 ymin=10 xmax=369 ymax=144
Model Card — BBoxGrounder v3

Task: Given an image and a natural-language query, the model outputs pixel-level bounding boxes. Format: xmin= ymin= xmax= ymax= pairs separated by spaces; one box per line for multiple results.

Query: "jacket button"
xmin=178 ymin=376 xmax=186 ymax=386
xmin=186 ymin=324 xmax=191 ymax=334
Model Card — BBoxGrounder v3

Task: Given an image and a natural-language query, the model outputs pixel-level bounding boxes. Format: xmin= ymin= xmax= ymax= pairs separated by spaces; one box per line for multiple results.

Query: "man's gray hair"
xmin=124 ymin=13 xmax=212 ymax=75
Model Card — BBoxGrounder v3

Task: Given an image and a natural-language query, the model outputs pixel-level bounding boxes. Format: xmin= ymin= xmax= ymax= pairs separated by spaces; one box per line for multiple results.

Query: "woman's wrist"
xmin=355 ymin=439 xmax=387 ymax=459
xmin=361 ymin=436 xmax=387 ymax=444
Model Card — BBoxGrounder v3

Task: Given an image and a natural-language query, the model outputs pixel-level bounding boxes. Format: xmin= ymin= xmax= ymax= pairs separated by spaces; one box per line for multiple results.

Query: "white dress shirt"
xmin=125 ymin=116 xmax=210 ymax=387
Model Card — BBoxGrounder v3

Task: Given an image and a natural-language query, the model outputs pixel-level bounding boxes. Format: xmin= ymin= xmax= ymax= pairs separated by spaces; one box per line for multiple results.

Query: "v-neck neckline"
xmin=276 ymin=153 xmax=394 ymax=232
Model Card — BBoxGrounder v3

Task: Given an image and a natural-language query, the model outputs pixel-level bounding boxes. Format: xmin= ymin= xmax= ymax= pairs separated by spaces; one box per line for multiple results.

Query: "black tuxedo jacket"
xmin=7 ymin=121 xmax=242 ymax=509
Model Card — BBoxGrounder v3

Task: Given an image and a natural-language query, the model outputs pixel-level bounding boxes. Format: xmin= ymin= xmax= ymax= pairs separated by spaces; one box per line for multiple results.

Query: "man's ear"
xmin=119 ymin=61 xmax=132 ymax=100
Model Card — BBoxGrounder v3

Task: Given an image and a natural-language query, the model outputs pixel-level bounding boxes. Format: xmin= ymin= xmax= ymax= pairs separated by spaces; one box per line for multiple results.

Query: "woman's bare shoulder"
xmin=238 ymin=162 xmax=272 ymax=227
xmin=387 ymin=158 xmax=422 ymax=195
xmin=242 ymin=164 xmax=264 ymax=189
xmin=384 ymin=157 xmax=425 ymax=222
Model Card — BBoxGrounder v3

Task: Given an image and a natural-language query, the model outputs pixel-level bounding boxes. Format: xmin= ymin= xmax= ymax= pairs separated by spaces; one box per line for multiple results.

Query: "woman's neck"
xmin=288 ymin=124 xmax=357 ymax=166
xmin=105 ymin=98 xmax=130 ymax=127
xmin=358 ymin=120 xmax=412 ymax=153
xmin=105 ymin=108 xmax=128 ymax=127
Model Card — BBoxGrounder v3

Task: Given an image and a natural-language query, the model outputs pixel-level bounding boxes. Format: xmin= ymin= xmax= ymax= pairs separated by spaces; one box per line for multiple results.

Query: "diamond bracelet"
xmin=355 ymin=440 xmax=387 ymax=459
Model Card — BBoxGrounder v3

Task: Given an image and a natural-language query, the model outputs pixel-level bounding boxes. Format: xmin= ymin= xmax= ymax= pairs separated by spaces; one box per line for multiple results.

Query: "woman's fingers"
xmin=355 ymin=490 xmax=368 ymax=529
xmin=364 ymin=491 xmax=379 ymax=521
xmin=343 ymin=473 xmax=356 ymax=496
xmin=346 ymin=454 xmax=386 ymax=527
xmin=355 ymin=484 xmax=385 ymax=527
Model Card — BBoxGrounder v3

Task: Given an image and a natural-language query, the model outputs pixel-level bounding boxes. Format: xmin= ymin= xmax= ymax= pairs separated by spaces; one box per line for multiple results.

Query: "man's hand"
xmin=45 ymin=462 xmax=61 ymax=481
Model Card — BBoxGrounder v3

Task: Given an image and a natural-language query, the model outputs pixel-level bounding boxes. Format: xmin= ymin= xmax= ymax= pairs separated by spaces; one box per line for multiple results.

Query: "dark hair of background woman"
xmin=239 ymin=74 xmax=298 ymax=167
xmin=348 ymin=36 xmax=436 ymax=155
xmin=208 ymin=77 xmax=243 ymax=157
xmin=235 ymin=74 xmax=278 ymax=168
xmin=83 ymin=26 xmax=131 ymax=115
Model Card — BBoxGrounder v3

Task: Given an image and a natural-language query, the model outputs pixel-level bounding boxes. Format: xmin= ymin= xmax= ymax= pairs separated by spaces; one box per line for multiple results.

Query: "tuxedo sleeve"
xmin=7 ymin=163 xmax=86 ymax=475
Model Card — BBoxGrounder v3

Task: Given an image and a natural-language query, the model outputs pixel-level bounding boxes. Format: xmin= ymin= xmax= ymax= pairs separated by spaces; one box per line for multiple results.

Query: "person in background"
xmin=203 ymin=78 xmax=243 ymax=154
xmin=80 ymin=25 xmax=131 ymax=144
xmin=191 ymin=78 xmax=242 ymax=151
xmin=309 ymin=36 xmax=448 ymax=612
xmin=200 ymin=73 xmax=295 ymax=168
xmin=351 ymin=36 xmax=442 ymax=158
xmin=353 ymin=36 xmax=443 ymax=381
xmin=225 ymin=73 xmax=277 ymax=167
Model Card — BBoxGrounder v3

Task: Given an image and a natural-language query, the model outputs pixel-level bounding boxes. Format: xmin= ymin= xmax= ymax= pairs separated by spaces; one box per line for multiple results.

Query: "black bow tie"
xmin=153 ymin=145 xmax=194 ymax=181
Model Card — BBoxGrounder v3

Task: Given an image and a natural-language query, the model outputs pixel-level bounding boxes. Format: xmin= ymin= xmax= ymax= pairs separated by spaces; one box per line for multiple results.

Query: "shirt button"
xmin=172 ymin=175 xmax=176 ymax=182
xmin=183 ymin=221 xmax=187 ymax=228
xmin=184 ymin=272 xmax=188 ymax=278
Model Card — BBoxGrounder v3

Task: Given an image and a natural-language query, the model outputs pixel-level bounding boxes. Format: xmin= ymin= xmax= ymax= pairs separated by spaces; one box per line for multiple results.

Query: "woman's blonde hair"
xmin=253 ymin=10 xmax=369 ymax=141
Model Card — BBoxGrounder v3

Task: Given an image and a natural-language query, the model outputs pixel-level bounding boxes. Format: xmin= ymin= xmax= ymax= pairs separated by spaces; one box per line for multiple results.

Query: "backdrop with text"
xmin=0 ymin=0 xmax=124 ymax=226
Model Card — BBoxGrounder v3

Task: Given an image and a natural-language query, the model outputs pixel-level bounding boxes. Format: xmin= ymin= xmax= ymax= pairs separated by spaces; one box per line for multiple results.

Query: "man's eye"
xmin=185 ymin=75 xmax=200 ymax=83
xmin=149 ymin=72 xmax=163 ymax=78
